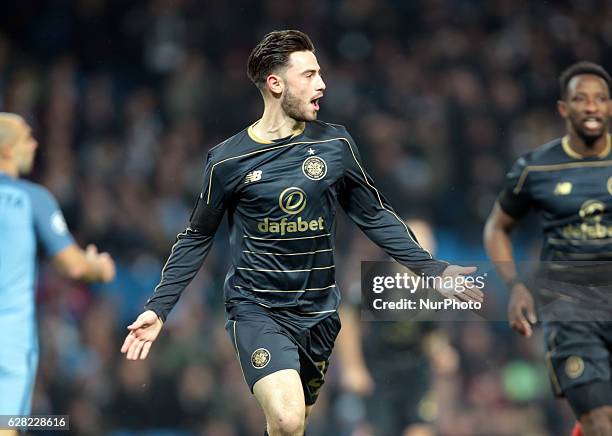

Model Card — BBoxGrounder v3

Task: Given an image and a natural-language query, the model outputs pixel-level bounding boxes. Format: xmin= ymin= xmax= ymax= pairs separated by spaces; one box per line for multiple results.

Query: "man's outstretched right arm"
xmin=121 ymin=226 xmax=217 ymax=360
xmin=143 ymin=227 xmax=217 ymax=322
xmin=122 ymin=152 xmax=227 ymax=359
xmin=143 ymin=151 xmax=227 ymax=322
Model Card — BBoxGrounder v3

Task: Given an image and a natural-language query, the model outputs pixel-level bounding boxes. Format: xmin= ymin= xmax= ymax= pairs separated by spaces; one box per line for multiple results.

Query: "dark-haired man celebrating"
xmin=485 ymin=61 xmax=612 ymax=436
xmin=122 ymin=30 xmax=480 ymax=436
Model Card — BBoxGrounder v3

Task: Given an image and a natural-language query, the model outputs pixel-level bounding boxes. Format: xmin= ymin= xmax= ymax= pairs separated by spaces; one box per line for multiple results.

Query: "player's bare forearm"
xmin=484 ymin=202 xmax=520 ymax=284
xmin=336 ymin=307 xmax=367 ymax=370
xmin=485 ymin=202 xmax=537 ymax=336
xmin=53 ymin=243 xmax=116 ymax=283
xmin=336 ymin=306 xmax=374 ymax=395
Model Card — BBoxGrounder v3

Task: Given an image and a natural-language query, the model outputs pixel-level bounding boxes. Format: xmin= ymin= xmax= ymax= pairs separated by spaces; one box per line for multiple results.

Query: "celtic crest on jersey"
xmin=302 ymin=156 xmax=327 ymax=180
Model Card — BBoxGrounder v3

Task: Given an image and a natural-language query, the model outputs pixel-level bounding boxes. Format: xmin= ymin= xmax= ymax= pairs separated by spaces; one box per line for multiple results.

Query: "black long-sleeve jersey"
xmin=145 ymin=120 xmax=447 ymax=326
xmin=499 ymin=134 xmax=612 ymax=261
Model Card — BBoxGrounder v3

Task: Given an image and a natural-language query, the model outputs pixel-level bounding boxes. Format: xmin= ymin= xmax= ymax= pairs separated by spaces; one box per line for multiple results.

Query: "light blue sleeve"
xmin=29 ymin=185 xmax=75 ymax=256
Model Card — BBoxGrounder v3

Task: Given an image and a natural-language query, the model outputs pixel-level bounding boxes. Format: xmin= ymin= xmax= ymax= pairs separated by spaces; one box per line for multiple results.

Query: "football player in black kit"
xmin=485 ymin=62 xmax=612 ymax=436
xmin=121 ymin=30 xmax=482 ymax=436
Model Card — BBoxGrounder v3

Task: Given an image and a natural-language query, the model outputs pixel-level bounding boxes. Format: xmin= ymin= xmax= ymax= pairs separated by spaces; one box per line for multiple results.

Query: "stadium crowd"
xmin=1 ymin=0 xmax=610 ymax=434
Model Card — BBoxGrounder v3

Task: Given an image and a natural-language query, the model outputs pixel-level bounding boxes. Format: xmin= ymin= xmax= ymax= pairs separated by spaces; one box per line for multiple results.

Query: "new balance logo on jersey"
xmin=554 ymin=182 xmax=572 ymax=195
xmin=245 ymin=170 xmax=262 ymax=184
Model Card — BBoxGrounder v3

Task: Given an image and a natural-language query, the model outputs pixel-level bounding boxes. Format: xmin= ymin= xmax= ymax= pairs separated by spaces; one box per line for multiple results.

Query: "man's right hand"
xmin=85 ymin=244 xmax=116 ymax=283
xmin=121 ymin=310 xmax=163 ymax=360
xmin=439 ymin=265 xmax=484 ymax=303
xmin=340 ymin=364 xmax=375 ymax=396
xmin=508 ymin=283 xmax=537 ymax=337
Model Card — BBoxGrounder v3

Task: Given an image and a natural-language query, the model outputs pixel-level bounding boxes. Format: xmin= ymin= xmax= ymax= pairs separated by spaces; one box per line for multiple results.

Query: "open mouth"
xmin=582 ymin=117 xmax=603 ymax=130
xmin=311 ymin=97 xmax=321 ymax=111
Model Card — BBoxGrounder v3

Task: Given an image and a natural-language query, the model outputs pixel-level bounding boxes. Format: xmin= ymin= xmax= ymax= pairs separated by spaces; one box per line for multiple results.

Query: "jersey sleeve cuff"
xmin=144 ymin=304 xmax=168 ymax=323
xmin=406 ymin=259 xmax=449 ymax=278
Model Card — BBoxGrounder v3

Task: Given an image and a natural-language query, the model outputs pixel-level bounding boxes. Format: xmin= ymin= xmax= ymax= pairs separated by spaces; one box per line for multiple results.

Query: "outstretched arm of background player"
xmin=336 ymin=306 xmax=375 ymax=396
xmin=484 ymin=201 xmax=536 ymax=337
xmin=338 ymin=131 xmax=482 ymax=302
xmin=29 ymin=185 xmax=116 ymax=283
xmin=54 ymin=244 xmax=115 ymax=282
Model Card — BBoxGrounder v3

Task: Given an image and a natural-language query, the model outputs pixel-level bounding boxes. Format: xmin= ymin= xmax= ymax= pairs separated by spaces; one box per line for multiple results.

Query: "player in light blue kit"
xmin=0 ymin=113 xmax=115 ymax=429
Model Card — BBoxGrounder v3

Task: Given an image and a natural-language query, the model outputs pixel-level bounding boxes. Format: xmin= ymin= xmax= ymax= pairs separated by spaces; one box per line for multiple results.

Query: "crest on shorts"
xmin=251 ymin=348 xmax=271 ymax=369
xmin=565 ymin=355 xmax=584 ymax=379
xmin=302 ymin=156 xmax=327 ymax=181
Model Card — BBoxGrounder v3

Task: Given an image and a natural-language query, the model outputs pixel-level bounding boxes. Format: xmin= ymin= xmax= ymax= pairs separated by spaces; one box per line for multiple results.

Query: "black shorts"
xmin=225 ymin=305 xmax=341 ymax=405
xmin=544 ymin=320 xmax=612 ymax=416
xmin=365 ymin=357 xmax=430 ymax=433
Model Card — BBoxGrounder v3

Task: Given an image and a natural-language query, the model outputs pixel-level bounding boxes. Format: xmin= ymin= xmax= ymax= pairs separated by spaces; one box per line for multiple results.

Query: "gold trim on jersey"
xmin=342 ymin=138 xmax=430 ymax=254
xmin=207 ymin=138 xmax=343 ymax=204
xmin=562 ymin=136 xmax=584 ymax=159
xmin=552 ymin=250 xmax=612 ymax=259
xmin=513 ymin=159 xmax=612 ymax=194
xmin=244 ymin=233 xmax=331 ymax=241
xmin=242 ymin=248 xmax=333 ymax=256
xmin=545 ymin=351 xmax=563 ymax=396
xmin=206 ymin=136 xmax=429 ymax=256
xmin=247 ymin=120 xmax=306 ymax=144
xmin=151 ymin=229 xmax=188 ymax=295
xmin=548 ymin=237 xmax=612 ymax=245
xmin=233 ymin=321 xmax=247 ymax=383
xmin=235 ymin=284 xmax=336 ymax=293
xmin=247 ymin=122 xmax=272 ymax=144
xmin=236 ymin=265 xmax=335 ymax=273
xmin=561 ymin=134 xmax=612 ymax=160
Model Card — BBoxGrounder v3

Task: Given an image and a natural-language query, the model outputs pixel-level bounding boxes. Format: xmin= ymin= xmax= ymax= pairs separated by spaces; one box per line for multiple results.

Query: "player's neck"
xmin=0 ymin=160 xmax=17 ymax=178
xmin=565 ymin=131 xmax=610 ymax=158
xmin=252 ymin=106 xmax=305 ymax=142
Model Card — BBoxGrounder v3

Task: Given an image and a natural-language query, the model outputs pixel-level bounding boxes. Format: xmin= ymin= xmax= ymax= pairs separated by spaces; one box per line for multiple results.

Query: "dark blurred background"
xmin=2 ymin=0 xmax=611 ymax=434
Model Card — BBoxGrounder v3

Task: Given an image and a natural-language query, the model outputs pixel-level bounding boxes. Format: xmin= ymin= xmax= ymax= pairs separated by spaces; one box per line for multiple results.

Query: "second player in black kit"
xmin=499 ymin=134 xmax=612 ymax=262
xmin=486 ymin=61 xmax=612 ymax=436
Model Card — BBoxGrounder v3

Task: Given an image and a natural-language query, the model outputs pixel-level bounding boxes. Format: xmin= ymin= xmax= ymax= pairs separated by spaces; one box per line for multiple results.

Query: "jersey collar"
xmin=247 ymin=120 xmax=305 ymax=144
xmin=562 ymin=134 xmax=611 ymax=160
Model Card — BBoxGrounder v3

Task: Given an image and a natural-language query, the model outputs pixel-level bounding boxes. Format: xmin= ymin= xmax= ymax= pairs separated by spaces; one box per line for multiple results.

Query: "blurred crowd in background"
xmin=1 ymin=0 xmax=611 ymax=434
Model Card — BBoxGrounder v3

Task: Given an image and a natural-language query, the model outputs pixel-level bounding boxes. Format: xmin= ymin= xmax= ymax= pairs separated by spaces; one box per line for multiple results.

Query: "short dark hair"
xmin=247 ymin=30 xmax=315 ymax=90
xmin=559 ymin=61 xmax=611 ymax=100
